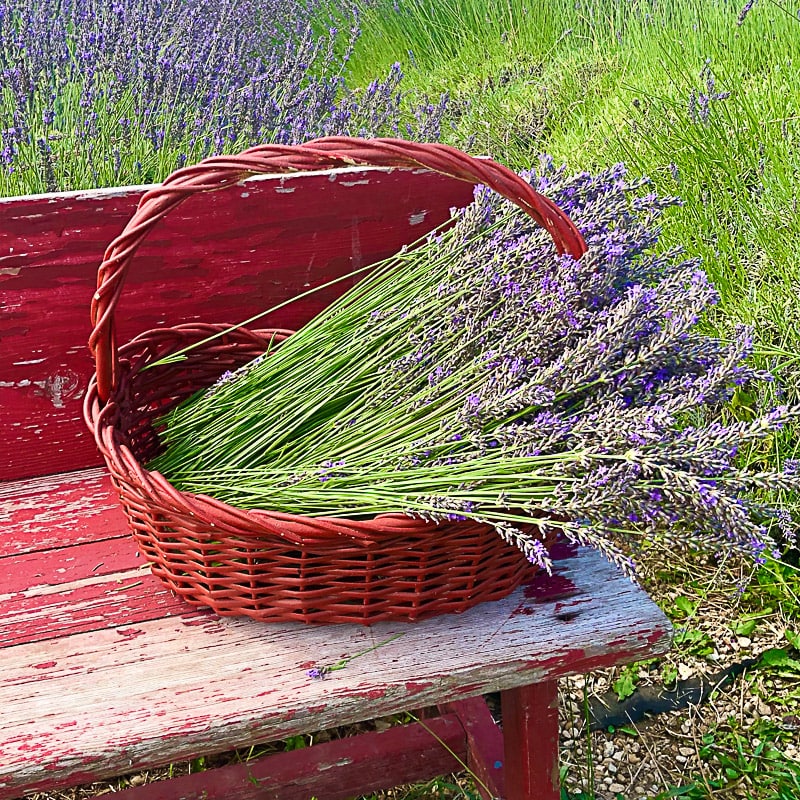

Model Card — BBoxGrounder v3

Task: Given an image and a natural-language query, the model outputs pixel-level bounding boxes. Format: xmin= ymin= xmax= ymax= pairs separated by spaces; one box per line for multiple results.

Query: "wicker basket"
xmin=84 ymin=137 xmax=587 ymax=624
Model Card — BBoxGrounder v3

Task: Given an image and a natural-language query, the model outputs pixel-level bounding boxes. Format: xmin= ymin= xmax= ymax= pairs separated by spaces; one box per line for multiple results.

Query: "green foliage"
xmin=741 ymin=558 xmax=800 ymax=619
xmin=612 ymin=664 xmax=639 ymax=702
xmin=759 ymin=647 xmax=800 ymax=672
xmin=188 ymin=754 xmax=207 ymax=772
xmin=661 ymin=661 xmax=679 ymax=687
xmin=283 ymin=734 xmax=308 ymax=751
xmin=670 ymin=595 xmax=699 ymax=619
xmin=732 ymin=616 xmax=758 ymax=637
xmin=645 ymin=720 xmax=800 ymax=799
xmin=672 ymin=628 xmax=715 ymax=658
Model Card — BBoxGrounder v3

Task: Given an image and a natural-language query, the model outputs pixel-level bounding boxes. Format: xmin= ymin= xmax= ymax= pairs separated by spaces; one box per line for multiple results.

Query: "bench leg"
xmin=501 ymin=680 xmax=560 ymax=800
xmin=439 ymin=696 xmax=505 ymax=800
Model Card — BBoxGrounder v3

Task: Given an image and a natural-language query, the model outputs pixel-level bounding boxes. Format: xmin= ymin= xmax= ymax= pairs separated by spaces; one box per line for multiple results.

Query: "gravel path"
xmin=560 ymin=549 xmax=800 ymax=799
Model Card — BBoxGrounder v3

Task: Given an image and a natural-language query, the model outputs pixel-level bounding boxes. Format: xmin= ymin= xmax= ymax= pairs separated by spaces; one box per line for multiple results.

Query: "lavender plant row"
xmin=152 ymin=160 xmax=799 ymax=575
xmin=0 ymin=0 xmax=447 ymax=195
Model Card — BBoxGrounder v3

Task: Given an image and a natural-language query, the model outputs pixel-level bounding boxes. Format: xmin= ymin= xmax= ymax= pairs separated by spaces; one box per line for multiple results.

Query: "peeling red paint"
xmin=523 ymin=574 xmax=579 ymax=602
xmin=0 ymin=168 xmax=474 ymax=482
xmin=179 ymin=614 xmax=217 ymax=628
xmin=647 ymin=626 xmax=671 ymax=645
xmin=116 ymin=628 xmax=145 ymax=639
xmin=32 ymin=661 xmax=56 ymax=669
xmin=404 ymin=681 xmax=434 ymax=695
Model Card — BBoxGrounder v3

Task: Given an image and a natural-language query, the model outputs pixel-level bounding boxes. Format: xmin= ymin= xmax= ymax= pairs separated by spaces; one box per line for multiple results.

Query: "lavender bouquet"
xmin=150 ymin=159 xmax=798 ymax=575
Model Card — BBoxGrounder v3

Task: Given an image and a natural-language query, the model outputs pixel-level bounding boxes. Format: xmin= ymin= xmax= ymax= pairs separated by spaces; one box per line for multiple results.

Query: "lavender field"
xmin=0 ymin=0 xmax=446 ymax=195
xmin=2 ymin=0 xmax=799 ymax=798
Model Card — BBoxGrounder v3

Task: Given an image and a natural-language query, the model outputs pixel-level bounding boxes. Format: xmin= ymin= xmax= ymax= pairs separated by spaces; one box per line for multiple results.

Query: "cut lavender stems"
xmin=150 ymin=159 xmax=800 ymax=576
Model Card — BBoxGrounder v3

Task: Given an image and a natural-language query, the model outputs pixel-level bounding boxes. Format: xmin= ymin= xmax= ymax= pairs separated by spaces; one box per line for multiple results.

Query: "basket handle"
xmin=89 ymin=137 xmax=587 ymax=402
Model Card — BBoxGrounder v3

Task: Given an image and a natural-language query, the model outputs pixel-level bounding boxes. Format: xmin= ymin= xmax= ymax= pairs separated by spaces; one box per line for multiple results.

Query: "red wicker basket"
xmin=84 ymin=137 xmax=587 ymax=625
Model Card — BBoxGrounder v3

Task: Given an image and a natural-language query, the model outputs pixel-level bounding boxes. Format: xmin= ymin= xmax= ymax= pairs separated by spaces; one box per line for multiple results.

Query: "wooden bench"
xmin=0 ymin=165 xmax=672 ymax=800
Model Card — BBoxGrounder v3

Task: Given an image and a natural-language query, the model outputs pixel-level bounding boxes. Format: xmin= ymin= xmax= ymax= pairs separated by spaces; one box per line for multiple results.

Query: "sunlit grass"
xmin=338 ymin=0 xmax=800 ymax=396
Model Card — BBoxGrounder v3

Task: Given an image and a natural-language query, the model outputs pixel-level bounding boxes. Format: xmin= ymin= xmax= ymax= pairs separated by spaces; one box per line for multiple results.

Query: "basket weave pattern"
xmin=84 ymin=138 xmax=586 ymax=624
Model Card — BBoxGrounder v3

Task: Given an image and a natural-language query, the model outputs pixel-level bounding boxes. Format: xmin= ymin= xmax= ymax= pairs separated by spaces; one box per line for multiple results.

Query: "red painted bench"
xmin=0 ymin=167 xmax=672 ymax=800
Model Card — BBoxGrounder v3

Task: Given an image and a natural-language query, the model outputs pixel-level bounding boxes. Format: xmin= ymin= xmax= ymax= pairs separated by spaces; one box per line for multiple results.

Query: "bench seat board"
xmin=0 ymin=469 xmax=671 ymax=798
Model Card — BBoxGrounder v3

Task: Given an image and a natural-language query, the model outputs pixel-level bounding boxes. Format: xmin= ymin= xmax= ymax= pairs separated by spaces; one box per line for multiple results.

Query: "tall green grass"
xmin=336 ymin=0 xmax=800 ymax=406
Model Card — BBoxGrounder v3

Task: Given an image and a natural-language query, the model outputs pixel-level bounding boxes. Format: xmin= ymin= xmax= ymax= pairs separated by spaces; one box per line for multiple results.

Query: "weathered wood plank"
xmin=0 ymin=566 xmax=199 ymax=648
xmin=0 ymin=468 xmax=124 ymax=554
xmin=502 ymin=681 xmax=561 ymax=800
xmin=104 ymin=713 xmax=468 ymax=800
xmin=1 ymin=534 xmax=140 ymax=596
xmin=440 ymin=696 xmax=506 ymax=800
xmin=0 ymin=167 xmax=475 ymax=481
xmin=0 ymin=544 xmax=671 ymax=798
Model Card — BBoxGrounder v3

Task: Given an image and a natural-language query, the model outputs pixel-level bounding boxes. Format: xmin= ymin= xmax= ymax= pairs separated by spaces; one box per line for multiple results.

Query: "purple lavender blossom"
xmin=737 ymin=0 xmax=757 ymax=25
xmin=154 ymin=157 xmax=799 ymax=576
xmin=688 ymin=63 xmax=731 ymax=124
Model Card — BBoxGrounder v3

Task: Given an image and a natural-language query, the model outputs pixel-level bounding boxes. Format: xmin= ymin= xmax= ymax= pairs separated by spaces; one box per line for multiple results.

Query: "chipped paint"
xmin=0 ymin=515 xmax=671 ymax=798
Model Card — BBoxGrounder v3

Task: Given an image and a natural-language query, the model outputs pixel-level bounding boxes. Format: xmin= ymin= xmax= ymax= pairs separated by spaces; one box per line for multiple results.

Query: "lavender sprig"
xmin=305 ymin=633 xmax=404 ymax=680
xmin=151 ymin=160 xmax=800 ymax=574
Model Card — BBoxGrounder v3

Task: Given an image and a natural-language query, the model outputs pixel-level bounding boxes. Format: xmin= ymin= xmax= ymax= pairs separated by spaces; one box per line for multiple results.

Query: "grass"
xmin=335 ymin=0 xmax=800 ymax=393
